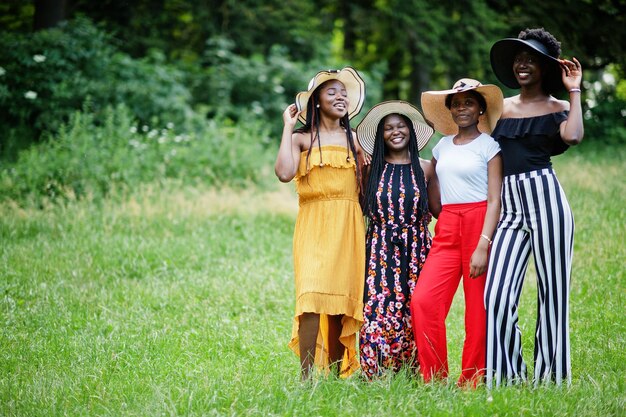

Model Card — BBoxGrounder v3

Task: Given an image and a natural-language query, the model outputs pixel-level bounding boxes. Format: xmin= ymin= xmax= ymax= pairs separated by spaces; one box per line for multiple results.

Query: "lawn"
xmin=1 ymin=144 xmax=624 ymax=416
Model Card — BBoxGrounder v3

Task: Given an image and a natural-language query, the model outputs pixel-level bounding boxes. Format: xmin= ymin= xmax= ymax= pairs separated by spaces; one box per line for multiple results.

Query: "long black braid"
xmin=294 ymin=81 xmax=361 ymax=188
xmin=362 ymin=114 xmax=428 ymax=219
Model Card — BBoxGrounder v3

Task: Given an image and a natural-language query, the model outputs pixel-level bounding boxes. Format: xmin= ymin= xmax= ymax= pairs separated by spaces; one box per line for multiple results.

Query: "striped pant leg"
xmin=485 ymin=173 xmax=532 ymax=389
xmin=524 ymin=170 xmax=574 ymax=386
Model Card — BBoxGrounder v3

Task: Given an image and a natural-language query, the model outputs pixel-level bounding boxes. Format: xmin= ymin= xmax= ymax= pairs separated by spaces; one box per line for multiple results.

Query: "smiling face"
xmin=317 ymin=80 xmax=349 ymax=119
xmin=382 ymin=114 xmax=411 ymax=153
xmin=449 ymin=92 xmax=482 ymax=129
xmin=513 ymin=49 xmax=544 ymax=87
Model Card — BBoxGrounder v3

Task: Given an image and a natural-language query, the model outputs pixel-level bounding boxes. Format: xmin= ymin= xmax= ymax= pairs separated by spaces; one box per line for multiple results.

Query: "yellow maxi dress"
xmin=288 ymin=145 xmax=365 ymax=376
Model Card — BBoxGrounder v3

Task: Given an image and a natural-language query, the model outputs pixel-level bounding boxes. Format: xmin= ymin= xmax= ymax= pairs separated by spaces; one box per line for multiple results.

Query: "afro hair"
xmin=518 ymin=28 xmax=561 ymax=58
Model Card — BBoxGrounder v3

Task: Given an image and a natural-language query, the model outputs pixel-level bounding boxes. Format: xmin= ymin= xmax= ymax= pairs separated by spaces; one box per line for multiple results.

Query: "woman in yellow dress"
xmin=275 ymin=67 xmax=368 ymax=379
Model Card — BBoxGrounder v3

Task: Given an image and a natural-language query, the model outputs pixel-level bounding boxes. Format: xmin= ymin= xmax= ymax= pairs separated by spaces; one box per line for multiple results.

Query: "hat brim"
xmin=295 ymin=66 xmax=366 ymax=124
xmin=490 ymin=38 xmax=564 ymax=93
xmin=420 ymin=84 xmax=503 ymax=136
xmin=356 ymin=100 xmax=434 ymax=155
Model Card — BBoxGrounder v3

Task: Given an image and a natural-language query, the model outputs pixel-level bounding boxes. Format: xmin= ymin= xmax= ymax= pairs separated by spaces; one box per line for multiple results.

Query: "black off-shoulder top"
xmin=491 ymin=111 xmax=569 ymax=176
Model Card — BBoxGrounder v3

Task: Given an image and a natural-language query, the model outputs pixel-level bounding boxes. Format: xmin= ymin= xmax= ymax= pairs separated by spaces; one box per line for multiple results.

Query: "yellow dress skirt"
xmin=288 ymin=145 xmax=365 ymax=376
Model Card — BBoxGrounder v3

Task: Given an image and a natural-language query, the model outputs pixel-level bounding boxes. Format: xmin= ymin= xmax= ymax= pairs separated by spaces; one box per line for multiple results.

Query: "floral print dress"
xmin=359 ymin=162 xmax=432 ymax=378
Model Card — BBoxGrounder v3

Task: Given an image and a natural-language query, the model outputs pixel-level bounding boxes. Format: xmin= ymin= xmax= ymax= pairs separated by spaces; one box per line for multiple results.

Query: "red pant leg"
xmin=411 ymin=208 xmax=462 ymax=383
xmin=459 ymin=203 xmax=488 ymax=386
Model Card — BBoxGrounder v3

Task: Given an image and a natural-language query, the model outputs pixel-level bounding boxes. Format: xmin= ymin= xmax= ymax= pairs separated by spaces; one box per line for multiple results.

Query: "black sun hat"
xmin=490 ymin=38 xmax=564 ymax=94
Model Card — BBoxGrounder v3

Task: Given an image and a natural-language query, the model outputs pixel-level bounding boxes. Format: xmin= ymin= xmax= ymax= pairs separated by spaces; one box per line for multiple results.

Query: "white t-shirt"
xmin=432 ymin=133 xmax=500 ymax=205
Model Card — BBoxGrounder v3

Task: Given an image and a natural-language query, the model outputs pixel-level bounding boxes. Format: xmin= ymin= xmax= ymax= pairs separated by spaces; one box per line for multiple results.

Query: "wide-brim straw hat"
xmin=490 ymin=38 xmax=564 ymax=93
xmin=356 ymin=100 xmax=434 ymax=155
xmin=420 ymin=78 xmax=503 ymax=136
xmin=295 ymin=66 xmax=366 ymax=124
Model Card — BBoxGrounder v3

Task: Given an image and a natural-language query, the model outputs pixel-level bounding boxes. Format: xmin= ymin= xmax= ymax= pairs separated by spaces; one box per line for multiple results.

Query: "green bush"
xmin=583 ymin=68 xmax=626 ymax=145
xmin=0 ymin=105 xmax=275 ymax=206
xmin=191 ymin=37 xmax=318 ymax=129
xmin=0 ymin=18 xmax=192 ymax=155
xmin=187 ymin=37 xmax=386 ymax=137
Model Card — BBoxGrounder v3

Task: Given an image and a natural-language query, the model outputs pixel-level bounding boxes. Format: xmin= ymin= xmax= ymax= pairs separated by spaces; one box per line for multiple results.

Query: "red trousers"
xmin=410 ymin=201 xmax=487 ymax=386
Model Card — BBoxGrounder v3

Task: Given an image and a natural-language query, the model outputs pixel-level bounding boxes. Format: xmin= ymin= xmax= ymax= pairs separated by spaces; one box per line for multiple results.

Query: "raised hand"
xmin=559 ymin=57 xmax=583 ymax=91
xmin=283 ymin=103 xmax=301 ymax=128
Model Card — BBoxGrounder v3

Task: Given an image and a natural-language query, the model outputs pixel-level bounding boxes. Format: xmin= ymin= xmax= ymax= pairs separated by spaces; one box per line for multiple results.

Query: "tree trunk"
xmin=383 ymin=54 xmax=401 ymax=100
xmin=407 ymin=34 xmax=431 ymax=107
xmin=33 ymin=0 xmax=67 ymax=31
xmin=340 ymin=2 xmax=354 ymax=59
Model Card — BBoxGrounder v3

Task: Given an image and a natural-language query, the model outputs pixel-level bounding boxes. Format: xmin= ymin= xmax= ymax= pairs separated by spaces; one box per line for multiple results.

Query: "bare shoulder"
xmin=352 ymin=129 xmax=364 ymax=152
xmin=501 ymin=95 xmax=520 ymax=117
xmin=502 ymin=94 xmax=568 ymax=117
xmin=419 ymin=157 xmax=434 ymax=179
xmin=551 ymin=97 xmax=570 ymax=112
xmin=292 ymin=130 xmax=309 ymax=151
xmin=503 ymin=95 xmax=519 ymax=104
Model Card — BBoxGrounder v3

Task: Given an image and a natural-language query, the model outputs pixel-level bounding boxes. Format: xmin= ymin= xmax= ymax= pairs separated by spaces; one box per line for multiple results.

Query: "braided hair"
xmin=362 ymin=114 xmax=428 ymax=218
xmin=294 ymin=81 xmax=361 ymax=187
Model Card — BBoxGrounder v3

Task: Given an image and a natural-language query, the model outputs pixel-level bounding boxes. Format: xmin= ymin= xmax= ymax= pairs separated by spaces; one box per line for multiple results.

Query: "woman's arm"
xmin=275 ymin=104 xmax=303 ymax=183
xmin=354 ymin=131 xmax=371 ymax=167
xmin=469 ymin=153 xmax=503 ymax=278
xmin=359 ymin=162 xmax=372 ymax=210
xmin=424 ymin=158 xmax=442 ymax=219
xmin=559 ymin=57 xmax=584 ymax=145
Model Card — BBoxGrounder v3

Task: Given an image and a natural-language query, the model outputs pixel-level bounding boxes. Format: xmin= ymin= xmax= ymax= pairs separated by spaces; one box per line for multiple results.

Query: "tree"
xmin=333 ymin=0 xmax=504 ymax=103
xmin=33 ymin=0 xmax=66 ymax=30
xmin=486 ymin=0 xmax=626 ymax=71
xmin=63 ymin=0 xmax=331 ymax=62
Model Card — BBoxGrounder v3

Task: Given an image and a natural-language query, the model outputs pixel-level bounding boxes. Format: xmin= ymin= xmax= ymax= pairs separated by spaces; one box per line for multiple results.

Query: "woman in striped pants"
xmin=485 ymin=28 xmax=584 ymax=387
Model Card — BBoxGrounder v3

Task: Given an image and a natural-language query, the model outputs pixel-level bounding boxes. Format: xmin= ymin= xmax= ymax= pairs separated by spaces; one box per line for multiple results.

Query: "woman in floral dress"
xmin=356 ymin=101 xmax=436 ymax=378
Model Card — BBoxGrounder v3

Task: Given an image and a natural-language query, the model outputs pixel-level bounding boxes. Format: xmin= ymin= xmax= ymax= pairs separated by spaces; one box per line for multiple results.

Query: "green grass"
xmin=1 ymin=145 xmax=625 ymax=416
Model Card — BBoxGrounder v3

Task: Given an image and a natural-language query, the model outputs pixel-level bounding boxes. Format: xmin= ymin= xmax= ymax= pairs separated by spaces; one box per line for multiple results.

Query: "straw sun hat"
xmin=356 ymin=100 xmax=434 ymax=156
xmin=420 ymin=78 xmax=503 ymax=136
xmin=295 ymin=66 xmax=366 ymax=124
xmin=490 ymin=37 xmax=564 ymax=93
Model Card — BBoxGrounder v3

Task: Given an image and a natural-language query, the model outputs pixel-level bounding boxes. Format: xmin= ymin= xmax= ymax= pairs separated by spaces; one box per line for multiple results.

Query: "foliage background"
xmin=1 ymin=2 xmax=625 ymax=201
xmin=1 ymin=1 xmax=625 ymax=186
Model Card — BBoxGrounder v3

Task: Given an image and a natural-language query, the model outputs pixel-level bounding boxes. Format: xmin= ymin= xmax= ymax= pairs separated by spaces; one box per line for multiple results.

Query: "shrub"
xmin=190 ymin=37 xmax=318 ymax=131
xmin=0 ymin=17 xmax=192 ymax=155
xmin=583 ymin=66 xmax=626 ymax=146
xmin=0 ymin=105 xmax=275 ymax=206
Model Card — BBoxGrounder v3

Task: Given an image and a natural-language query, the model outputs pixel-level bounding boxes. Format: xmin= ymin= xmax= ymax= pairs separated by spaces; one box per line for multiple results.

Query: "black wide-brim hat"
xmin=490 ymin=38 xmax=564 ymax=94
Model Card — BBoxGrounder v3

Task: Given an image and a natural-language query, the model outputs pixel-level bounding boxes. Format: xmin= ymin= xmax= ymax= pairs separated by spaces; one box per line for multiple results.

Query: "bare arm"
xmin=559 ymin=57 xmax=584 ymax=145
xmin=354 ymin=131 xmax=371 ymax=167
xmin=274 ymin=104 xmax=303 ymax=183
xmin=425 ymin=158 xmax=442 ymax=219
xmin=469 ymin=153 xmax=503 ymax=278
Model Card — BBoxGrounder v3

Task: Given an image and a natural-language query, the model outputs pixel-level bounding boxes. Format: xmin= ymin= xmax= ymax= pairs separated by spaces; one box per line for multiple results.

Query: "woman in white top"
xmin=410 ymin=79 xmax=503 ymax=387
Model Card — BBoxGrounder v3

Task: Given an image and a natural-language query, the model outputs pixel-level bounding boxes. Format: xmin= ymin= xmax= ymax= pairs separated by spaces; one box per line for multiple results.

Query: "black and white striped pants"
xmin=485 ymin=168 xmax=574 ymax=388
